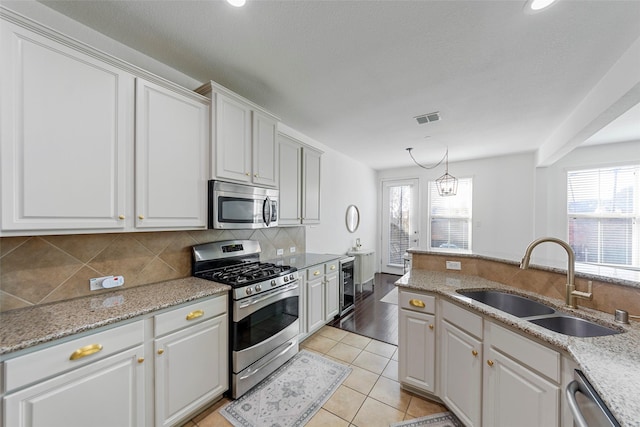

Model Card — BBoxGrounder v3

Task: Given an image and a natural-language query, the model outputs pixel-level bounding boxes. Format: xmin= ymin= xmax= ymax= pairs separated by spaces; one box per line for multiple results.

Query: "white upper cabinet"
xmin=277 ymin=132 xmax=322 ymax=226
xmin=197 ymin=81 xmax=279 ymax=188
xmin=0 ymin=18 xmax=133 ymax=232
xmin=135 ymin=79 xmax=209 ymax=229
xmin=0 ymin=13 xmax=210 ymax=235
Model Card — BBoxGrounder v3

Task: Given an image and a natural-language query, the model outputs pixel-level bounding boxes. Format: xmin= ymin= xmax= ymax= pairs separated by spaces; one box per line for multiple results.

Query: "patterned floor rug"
xmin=221 ymin=350 xmax=351 ymax=427
xmin=390 ymin=412 xmax=464 ymax=427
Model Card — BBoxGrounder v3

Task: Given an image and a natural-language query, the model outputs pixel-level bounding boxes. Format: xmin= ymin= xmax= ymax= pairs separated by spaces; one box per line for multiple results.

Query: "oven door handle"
xmin=238 ymin=282 xmax=299 ymax=309
xmin=239 ymin=339 xmax=297 ymax=381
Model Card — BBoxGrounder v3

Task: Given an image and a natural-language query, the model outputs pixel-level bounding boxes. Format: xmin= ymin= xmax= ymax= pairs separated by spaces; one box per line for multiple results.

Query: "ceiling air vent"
xmin=415 ymin=111 xmax=441 ymax=124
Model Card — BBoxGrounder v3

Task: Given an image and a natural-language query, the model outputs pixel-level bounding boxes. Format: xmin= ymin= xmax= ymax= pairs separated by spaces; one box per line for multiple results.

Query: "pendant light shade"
xmin=406 ymin=146 xmax=458 ymax=197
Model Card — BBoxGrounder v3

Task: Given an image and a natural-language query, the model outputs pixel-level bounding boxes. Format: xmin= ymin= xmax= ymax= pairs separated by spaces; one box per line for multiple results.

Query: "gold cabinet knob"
xmin=330 ymin=265 xmax=336 ymax=270
xmin=138 ymin=215 xmax=144 ymax=220
xmin=254 ymin=174 xmax=258 ymax=177
xmin=314 ymin=270 xmax=321 ymax=276
xmin=137 ymin=357 xmax=144 ymax=364
xmin=118 ymin=215 xmax=125 ymax=220
xmin=245 ymin=172 xmax=250 ymax=176
xmin=472 ymin=350 xmax=478 ymax=357
xmin=487 ymin=360 xmax=494 ymax=367
xmin=157 ymin=349 xmax=164 ymax=355
xmin=429 ymin=324 xmax=434 ymax=330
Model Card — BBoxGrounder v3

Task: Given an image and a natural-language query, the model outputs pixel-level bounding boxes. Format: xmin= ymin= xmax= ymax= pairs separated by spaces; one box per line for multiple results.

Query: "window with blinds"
xmin=567 ymin=165 xmax=639 ymax=269
xmin=429 ymin=178 xmax=472 ymax=251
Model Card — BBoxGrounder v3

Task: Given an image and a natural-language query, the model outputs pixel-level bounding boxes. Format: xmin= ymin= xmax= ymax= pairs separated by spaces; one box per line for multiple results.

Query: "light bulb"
xmin=527 ymin=0 xmax=557 ymax=11
xmin=226 ymin=0 xmax=246 ymax=7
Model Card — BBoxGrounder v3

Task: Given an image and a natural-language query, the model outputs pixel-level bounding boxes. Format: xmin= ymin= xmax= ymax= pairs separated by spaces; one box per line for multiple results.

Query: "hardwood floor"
xmin=328 ymin=273 xmax=401 ymax=346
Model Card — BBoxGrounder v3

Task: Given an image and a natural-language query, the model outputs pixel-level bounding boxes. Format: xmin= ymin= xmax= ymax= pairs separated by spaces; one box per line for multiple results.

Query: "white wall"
xmin=278 ymin=125 xmax=378 ymax=259
xmin=377 ymin=152 xmax=537 ymax=265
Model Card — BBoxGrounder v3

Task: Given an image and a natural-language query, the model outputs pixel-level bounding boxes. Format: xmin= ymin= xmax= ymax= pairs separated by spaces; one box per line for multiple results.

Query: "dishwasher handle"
xmin=566 ymin=380 xmax=589 ymax=427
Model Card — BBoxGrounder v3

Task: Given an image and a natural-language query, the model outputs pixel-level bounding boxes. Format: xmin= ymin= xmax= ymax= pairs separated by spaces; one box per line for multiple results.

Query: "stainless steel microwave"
xmin=209 ymin=180 xmax=278 ymax=229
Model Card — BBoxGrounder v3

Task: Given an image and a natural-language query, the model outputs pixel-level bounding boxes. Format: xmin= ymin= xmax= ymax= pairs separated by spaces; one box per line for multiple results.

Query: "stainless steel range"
xmin=192 ymin=240 xmax=299 ymax=398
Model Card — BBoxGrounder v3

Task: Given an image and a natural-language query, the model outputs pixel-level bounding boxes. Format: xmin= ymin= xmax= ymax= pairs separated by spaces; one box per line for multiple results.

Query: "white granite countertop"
xmin=0 ymin=277 xmax=230 ymax=356
xmin=396 ymin=269 xmax=640 ymax=427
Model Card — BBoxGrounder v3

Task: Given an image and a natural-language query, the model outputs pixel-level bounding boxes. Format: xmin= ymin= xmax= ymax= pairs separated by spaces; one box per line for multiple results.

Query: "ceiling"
xmin=36 ymin=0 xmax=640 ymax=170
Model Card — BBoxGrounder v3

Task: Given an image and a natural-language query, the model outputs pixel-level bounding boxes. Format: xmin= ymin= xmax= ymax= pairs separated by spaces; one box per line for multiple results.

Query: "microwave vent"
xmin=415 ymin=111 xmax=441 ymax=124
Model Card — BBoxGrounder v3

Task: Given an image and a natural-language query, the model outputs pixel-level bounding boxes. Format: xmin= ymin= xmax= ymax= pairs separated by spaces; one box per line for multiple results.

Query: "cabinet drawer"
xmin=399 ymin=290 xmax=435 ymax=314
xmin=442 ymin=299 xmax=483 ymax=339
xmin=307 ymin=266 xmax=324 ymax=280
xmin=325 ymin=260 xmax=339 ymax=274
xmin=486 ymin=321 xmax=560 ymax=382
xmin=155 ymin=294 xmax=227 ymax=337
xmin=4 ymin=320 xmax=144 ymax=392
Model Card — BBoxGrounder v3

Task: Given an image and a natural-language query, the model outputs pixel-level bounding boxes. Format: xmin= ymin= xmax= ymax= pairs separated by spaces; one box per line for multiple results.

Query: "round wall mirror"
xmin=345 ymin=205 xmax=360 ymax=233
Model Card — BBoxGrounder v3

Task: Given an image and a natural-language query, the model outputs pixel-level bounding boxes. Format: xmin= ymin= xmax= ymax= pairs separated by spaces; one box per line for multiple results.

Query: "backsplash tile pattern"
xmin=411 ymin=253 xmax=640 ymax=316
xmin=0 ymin=227 xmax=305 ymax=313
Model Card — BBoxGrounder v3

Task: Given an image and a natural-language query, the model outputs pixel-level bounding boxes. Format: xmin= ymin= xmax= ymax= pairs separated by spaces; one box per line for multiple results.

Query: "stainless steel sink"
xmin=457 ymin=290 xmax=555 ymax=317
xmin=528 ymin=315 xmax=620 ymax=337
xmin=456 ymin=289 xmax=622 ymax=337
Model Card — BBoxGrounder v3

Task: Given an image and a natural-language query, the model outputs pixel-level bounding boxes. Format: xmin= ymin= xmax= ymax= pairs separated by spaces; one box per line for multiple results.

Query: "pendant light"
xmin=406 ymin=147 xmax=458 ymax=197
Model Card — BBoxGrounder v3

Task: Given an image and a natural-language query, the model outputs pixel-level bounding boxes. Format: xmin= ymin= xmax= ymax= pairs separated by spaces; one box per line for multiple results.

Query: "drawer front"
xmin=399 ymin=289 xmax=436 ymax=314
xmin=325 ymin=260 xmax=339 ymax=275
xmin=442 ymin=299 xmax=483 ymax=339
xmin=307 ymin=265 xmax=324 ymax=280
xmin=4 ymin=320 xmax=144 ymax=392
xmin=155 ymin=294 xmax=227 ymax=337
xmin=486 ymin=321 xmax=560 ymax=382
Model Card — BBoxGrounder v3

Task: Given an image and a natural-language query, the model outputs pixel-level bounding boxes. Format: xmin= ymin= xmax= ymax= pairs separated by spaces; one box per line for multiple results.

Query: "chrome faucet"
xmin=520 ymin=237 xmax=593 ymax=309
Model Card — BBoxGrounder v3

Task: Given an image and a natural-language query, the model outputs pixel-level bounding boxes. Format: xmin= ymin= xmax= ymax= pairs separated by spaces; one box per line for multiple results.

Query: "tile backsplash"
xmin=0 ymin=227 xmax=305 ymax=312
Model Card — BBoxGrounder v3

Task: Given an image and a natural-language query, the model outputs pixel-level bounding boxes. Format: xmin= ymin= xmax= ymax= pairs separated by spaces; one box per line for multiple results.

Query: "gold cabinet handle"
xmin=118 ymin=215 xmax=125 ymax=220
xmin=487 ymin=360 xmax=494 ymax=367
xmin=157 ymin=349 xmax=164 ymax=355
xmin=138 ymin=215 xmax=144 ymax=220
xmin=409 ymin=299 xmax=425 ymax=308
xmin=245 ymin=172 xmax=250 ymax=176
xmin=429 ymin=324 xmax=434 ymax=330
xmin=314 ymin=270 xmax=321 ymax=276
xmin=69 ymin=344 xmax=103 ymax=361
xmin=186 ymin=309 xmax=204 ymax=321
xmin=254 ymin=174 xmax=258 ymax=177
xmin=472 ymin=350 xmax=478 ymax=357
xmin=138 ymin=357 xmax=144 ymax=364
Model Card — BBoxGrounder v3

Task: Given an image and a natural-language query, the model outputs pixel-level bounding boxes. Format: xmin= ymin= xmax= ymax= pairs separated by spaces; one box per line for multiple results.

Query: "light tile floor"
xmin=181 ymin=326 xmax=448 ymax=427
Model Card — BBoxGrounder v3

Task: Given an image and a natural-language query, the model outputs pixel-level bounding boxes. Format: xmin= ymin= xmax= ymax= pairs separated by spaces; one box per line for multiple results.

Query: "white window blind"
xmin=567 ymin=165 xmax=640 ymax=269
xmin=429 ymin=178 xmax=472 ymax=252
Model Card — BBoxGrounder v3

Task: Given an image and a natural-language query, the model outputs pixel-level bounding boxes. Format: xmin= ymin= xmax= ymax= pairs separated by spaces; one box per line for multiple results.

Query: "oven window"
xmin=218 ymin=197 xmax=260 ymax=223
xmin=232 ymin=295 xmax=298 ymax=352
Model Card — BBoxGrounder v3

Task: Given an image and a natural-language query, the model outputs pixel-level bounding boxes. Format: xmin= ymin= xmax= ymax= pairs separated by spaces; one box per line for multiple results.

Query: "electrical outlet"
xmin=276 ymin=248 xmax=284 ymax=256
xmin=289 ymin=246 xmax=296 ymax=253
xmin=446 ymin=261 xmax=462 ymax=270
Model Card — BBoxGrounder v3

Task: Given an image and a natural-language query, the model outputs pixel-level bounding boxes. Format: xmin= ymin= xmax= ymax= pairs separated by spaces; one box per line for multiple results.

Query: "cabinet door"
xmin=214 ymin=92 xmax=251 ymax=183
xmin=4 ymin=346 xmax=145 ymax=427
xmin=252 ymin=111 xmax=278 ymax=187
xmin=307 ymin=276 xmax=325 ymax=334
xmin=135 ymin=79 xmax=209 ymax=229
xmin=302 ymin=147 xmax=321 ymax=225
xmin=324 ymin=272 xmax=339 ymax=320
xmin=440 ymin=320 xmax=482 ymax=427
xmin=398 ymin=309 xmax=436 ymax=393
xmin=277 ymin=134 xmax=302 ymax=225
xmin=483 ymin=346 xmax=560 ymax=427
xmin=1 ymin=21 xmax=133 ymax=232
xmin=154 ymin=315 xmax=228 ymax=427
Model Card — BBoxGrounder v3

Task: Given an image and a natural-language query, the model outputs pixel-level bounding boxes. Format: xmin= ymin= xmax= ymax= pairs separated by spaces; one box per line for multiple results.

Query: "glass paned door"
xmin=382 ymin=179 xmax=419 ymax=274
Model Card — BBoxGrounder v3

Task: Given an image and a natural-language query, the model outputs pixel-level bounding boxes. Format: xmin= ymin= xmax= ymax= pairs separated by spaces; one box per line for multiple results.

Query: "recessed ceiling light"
xmin=226 ymin=0 xmax=246 ymax=7
xmin=524 ymin=0 xmax=557 ymax=13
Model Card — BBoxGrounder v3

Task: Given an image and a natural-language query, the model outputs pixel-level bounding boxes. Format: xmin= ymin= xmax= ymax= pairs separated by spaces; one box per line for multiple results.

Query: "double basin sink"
xmin=457 ymin=290 xmax=621 ymax=337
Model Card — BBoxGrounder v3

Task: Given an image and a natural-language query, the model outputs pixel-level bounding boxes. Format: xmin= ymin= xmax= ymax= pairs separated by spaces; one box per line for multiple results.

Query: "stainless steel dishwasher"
xmin=566 ymin=369 xmax=620 ymax=427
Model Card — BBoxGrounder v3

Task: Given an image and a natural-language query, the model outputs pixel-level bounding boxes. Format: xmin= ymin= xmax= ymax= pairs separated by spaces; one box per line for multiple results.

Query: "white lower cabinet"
xmin=302 ymin=260 xmax=340 ymax=338
xmin=398 ymin=290 xmax=436 ymax=393
xmin=398 ymin=290 xmax=566 ymax=427
xmin=154 ymin=296 xmax=228 ymax=427
xmin=2 ymin=295 xmax=229 ymax=427
xmin=3 ymin=321 xmax=146 ymax=427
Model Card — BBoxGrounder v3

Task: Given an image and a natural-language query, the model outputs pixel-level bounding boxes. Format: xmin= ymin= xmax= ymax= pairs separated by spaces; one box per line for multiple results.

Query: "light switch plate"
xmin=289 ymin=247 xmax=296 ymax=253
xmin=276 ymin=249 xmax=284 ymax=256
